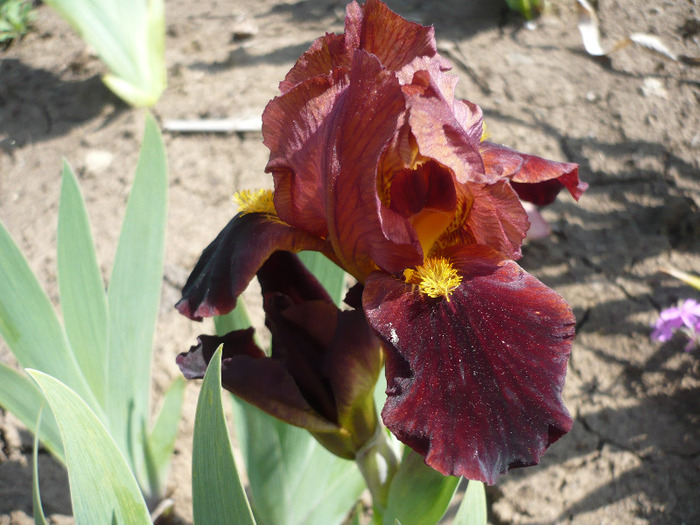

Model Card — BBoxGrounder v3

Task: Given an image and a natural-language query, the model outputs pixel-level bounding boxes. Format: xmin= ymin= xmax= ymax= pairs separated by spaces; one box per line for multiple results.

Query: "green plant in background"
xmin=505 ymin=0 xmax=546 ymax=20
xmin=0 ymin=113 xmax=182 ymax=519
xmin=0 ymin=0 xmax=35 ymax=44
xmin=42 ymin=0 xmax=166 ymax=107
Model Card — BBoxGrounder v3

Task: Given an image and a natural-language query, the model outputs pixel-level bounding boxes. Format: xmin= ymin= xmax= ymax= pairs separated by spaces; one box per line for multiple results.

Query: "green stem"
xmin=354 ymin=424 xmax=400 ymax=517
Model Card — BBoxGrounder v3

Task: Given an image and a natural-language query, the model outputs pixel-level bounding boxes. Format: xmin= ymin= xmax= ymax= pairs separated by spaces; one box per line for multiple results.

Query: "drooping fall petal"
xmin=176 ymin=329 xmax=339 ymax=433
xmin=480 ymin=141 xmax=587 ymax=205
xmin=175 ymin=212 xmax=327 ymax=321
xmin=362 ymin=245 xmax=575 ymax=484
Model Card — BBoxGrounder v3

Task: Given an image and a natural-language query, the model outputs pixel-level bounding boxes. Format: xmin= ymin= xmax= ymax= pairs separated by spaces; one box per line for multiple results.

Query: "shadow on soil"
xmin=0 ymin=59 xmax=125 ymax=149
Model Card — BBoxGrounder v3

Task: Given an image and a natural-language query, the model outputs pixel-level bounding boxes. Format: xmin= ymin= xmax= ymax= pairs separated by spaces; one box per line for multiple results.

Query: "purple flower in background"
xmin=651 ymin=299 xmax=700 ymax=351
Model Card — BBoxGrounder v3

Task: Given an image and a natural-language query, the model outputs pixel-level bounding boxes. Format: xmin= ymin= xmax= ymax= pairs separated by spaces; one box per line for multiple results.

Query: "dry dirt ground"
xmin=1 ymin=0 xmax=699 ymax=523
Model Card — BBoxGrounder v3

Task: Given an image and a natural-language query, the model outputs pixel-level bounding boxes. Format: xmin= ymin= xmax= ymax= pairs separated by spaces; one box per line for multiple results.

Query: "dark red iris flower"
xmin=176 ymin=0 xmax=586 ymax=484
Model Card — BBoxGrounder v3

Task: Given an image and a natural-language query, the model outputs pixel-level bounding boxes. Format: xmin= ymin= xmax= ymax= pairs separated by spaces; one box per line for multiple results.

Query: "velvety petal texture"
xmin=176 ymin=328 xmax=340 ymax=433
xmin=177 ymin=251 xmax=383 ymax=459
xmin=175 ymin=212 xmax=327 ymax=321
xmin=177 ymin=0 xmax=586 ymax=484
xmin=363 ymin=245 xmax=575 ymax=484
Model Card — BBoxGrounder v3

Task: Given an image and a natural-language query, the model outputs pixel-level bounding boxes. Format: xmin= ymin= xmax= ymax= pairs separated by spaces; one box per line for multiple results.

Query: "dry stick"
xmin=163 ymin=117 xmax=262 ymax=134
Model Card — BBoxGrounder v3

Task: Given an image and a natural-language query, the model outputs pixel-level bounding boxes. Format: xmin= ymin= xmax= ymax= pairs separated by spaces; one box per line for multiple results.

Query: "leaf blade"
xmin=28 ymin=370 xmax=151 ymax=525
xmin=144 ymin=376 xmax=186 ymax=497
xmin=192 ymin=346 xmax=256 ymax=525
xmin=0 ymin=220 xmax=98 ymax=413
xmin=32 ymin=407 xmax=50 ymax=525
xmin=0 ymin=362 xmax=64 ymax=460
xmin=42 ymin=0 xmax=165 ymax=106
xmin=57 ymin=159 xmax=109 ymax=406
xmin=453 ymin=480 xmax=487 ymax=525
xmin=106 ymin=112 xmax=168 ymax=483
xmin=232 ymin=399 xmax=365 ymax=525
xmin=384 ymin=448 xmax=460 ymax=525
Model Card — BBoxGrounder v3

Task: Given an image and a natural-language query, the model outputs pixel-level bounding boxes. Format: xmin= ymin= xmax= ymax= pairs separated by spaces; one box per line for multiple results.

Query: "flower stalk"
xmin=354 ymin=423 xmax=400 ymax=515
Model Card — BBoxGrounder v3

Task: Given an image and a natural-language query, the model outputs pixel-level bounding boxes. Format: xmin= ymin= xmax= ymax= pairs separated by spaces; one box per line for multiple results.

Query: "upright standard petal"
xmin=266 ymin=49 xmax=424 ymax=279
xmin=404 ymin=70 xmax=489 ymax=184
xmin=175 ymin=212 xmax=327 ymax=321
xmin=363 ymin=245 xmax=575 ymax=484
xmin=264 ymin=70 xmax=350 ymax=239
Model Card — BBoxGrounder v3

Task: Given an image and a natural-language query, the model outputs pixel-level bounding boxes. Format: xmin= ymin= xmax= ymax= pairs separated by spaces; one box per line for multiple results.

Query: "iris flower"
xmin=176 ymin=0 xmax=587 ymax=484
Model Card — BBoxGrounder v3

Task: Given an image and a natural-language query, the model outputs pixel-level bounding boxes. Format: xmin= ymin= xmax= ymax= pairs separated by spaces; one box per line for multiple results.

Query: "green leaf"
xmin=42 ymin=0 xmax=166 ymax=106
xmin=504 ymin=0 xmax=544 ymax=20
xmin=453 ymin=480 xmax=487 ymax=525
xmin=0 ymin=220 xmax=99 ymax=413
xmin=32 ymin=407 xmax=49 ymax=525
xmin=384 ymin=448 xmax=460 ymax=525
xmin=0 ymin=362 xmax=64 ymax=460
xmin=232 ymin=399 xmax=365 ymax=525
xmin=57 ymin=159 xmax=109 ymax=406
xmin=192 ymin=346 xmax=256 ymax=525
xmin=144 ymin=376 xmax=186 ymax=498
xmin=214 ymin=302 xmax=253 ymax=334
xmin=28 ymin=370 xmax=151 ymax=525
xmin=297 ymin=251 xmax=346 ymax=307
xmin=106 ymin=112 xmax=168 ymax=487
xmin=216 ymin=306 xmax=364 ymax=525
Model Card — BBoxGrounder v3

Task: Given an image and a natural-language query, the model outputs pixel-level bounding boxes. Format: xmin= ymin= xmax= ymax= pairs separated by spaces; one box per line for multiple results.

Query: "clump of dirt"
xmin=1 ymin=1 xmax=698 ymax=523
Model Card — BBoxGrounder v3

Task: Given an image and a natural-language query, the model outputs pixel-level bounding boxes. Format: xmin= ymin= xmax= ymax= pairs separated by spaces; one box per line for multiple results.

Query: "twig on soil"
xmin=163 ymin=117 xmax=262 ymax=134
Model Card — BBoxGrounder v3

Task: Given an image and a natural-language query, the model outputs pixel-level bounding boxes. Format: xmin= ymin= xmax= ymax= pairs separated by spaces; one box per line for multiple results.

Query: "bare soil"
xmin=1 ymin=1 xmax=699 ymax=523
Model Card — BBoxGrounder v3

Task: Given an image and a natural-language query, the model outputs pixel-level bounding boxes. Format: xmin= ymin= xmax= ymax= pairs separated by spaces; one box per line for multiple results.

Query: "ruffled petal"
xmin=327 ymin=50 xmax=421 ymax=277
xmin=463 ymin=181 xmax=530 ymax=259
xmin=480 ymin=141 xmax=587 ymax=205
xmin=356 ymin=0 xmax=439 ymax=72
xmin=363 ymin=245 xmax=575 ymax=484
xmin=175 ymin=213 xmax=327 ymax=321
xmin=279 ymin=32 xmax=350 ymax=93
xmin=265 ymin=49 xmax=423 ymax=279
xmin=279 ymin=0 xmax=441 ymax=93
xmin=264 ymin=70 xmax=350 ymax=238
xmin=176 ymin=329 xmax=338 ymax=432
xmin=405 ymin=70 xmax=490 ymax=184
xmin=437 ymin=181 xmax=529 ymax=260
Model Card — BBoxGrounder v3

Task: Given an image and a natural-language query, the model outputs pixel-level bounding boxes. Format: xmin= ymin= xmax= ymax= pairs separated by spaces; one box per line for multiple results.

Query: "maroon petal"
xmin=279 ymin=32 xmax=350 ymax=94
xmin=264 ymin=295 xmax=339 ymax=423
xmin=464 ymin=181 xmax=530 ymax=260
xmin=175 ymin=213 xmax=327 ymax=321
xmin=265 ymin=49 xmax=423 ymax=279
xmin=356 ymin=0 xmax=439 ymax=73
xmin=480 ymin=141 xmax=587 ymax=205
xmin=176 ymin=329 xmax=339 ymax=433
xmin=256 ymin=251 xmax=333 ymax=305
xmin=405 ymin=70 xmax=490 ymax=184
xmin=264 ymin=70 xmax=350 ymax=239
xmin=363 ymin=245 xmax=575 ymax=484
